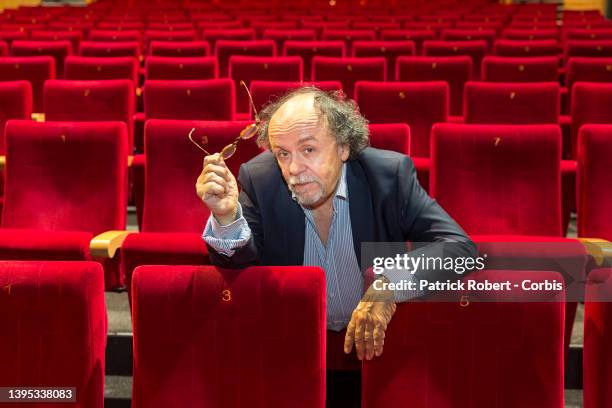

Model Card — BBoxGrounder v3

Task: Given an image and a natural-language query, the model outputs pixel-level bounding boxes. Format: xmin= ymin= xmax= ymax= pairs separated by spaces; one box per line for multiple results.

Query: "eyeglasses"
xmin=188 ymin=80 xmax=260 ymax=160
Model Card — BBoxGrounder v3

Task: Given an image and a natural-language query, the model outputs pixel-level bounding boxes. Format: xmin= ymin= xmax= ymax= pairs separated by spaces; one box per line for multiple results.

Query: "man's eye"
xmin=304 ymin=147 xmax=314 ymax=154
xmin=276 ymin=151 xmax=288 ymax=159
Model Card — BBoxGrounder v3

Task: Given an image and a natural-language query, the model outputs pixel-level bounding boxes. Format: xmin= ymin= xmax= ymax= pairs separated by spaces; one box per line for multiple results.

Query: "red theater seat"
xmin=11 ymin=40 xmax=72 ymax=77
xmin=44 ymin=79 xmax=135 ymax=152
xmin=202 ymin=28 xmax=256 ymax=51
xmin=494 ymin=39 xmax=560 ymax=57
xmin=571 ymin=82 xmax=612 ymax=159
xmin=564 ymin=28 xmax=612 ymax=41
xmin=123 ymin=119 xmax=262 ymax=296
xmin=352 ymin=40 xmax=415 ymax=81
xmin=144 ymin=79 xmax=235 ymax=121
xmin=215 ymin=40 xmax=276 ymax=77
xmin=0 ymin=261 xmax=106 ymax=408
xmin=368 ymin=123 xmax=410 ymax=155
xmin=249 ymin=80 xmax=343 ymax=113
xmin=143 ymin=30 xmax=198 ymax=50
xmin=30 ymin=30 xmax=83 ymax=53
xmin=395 ymin=56 xmax=471 ymax=116
xmin=584 ymin=267 xmax=612 ymax=408
xmin=577 ymin=125 xmax=612 ymax=241
xmin=482 ymin=56 xmax=559 ymax=82
xmin=79 ymin=41 xmax=141 ymax=58
xmin=320 ymin=29 xmax=376 ymax=54
xmin=64 ymin=56 xmax=139 ymax=83
xmin=363 ymin=269 xmax=565 ymax=408
xmin=283 ymin=40 xmax=346 ymax=80
xmin=0 ymin=81 xmax=32 ymax=154
xmin=431 ymin=123 xmax=562 ymax=236
xmin=262 ymin=29 xmax=316 ymax=53
xmin=88 ymin=30 xmax=142 ymax=43
xmin=566 ymin=57 xmax=612 ymax=92
xmin=312 ymin=56 xmax=386 ymax=98
xmin=229 ymin=56 xmax=302 ymax=113
xmin=502 ymin=28 xmax=559 ymax=40
xmin=424 ymin=40 xmax=488 ymax=79
xmin=464 ymin=81 xmax=560 ymax=124
xmin=149 ymin=41 xmax=211 ymax=57
xmin=565 ymin=40 xmax=612 ymax=60
xmin=145 ymin=56 xmax=218 ymax=80
xmin=147 ymin=22 xmax=194 ymax=32
xmin=0 ymin=31 xmax=28 ymax=46
xmin=0 ymin=121 xmax=128 ymax=288
xmin=380 ymin=30 xmax=436 ymax=55
xmin=0 ymin=56 xmax=55 ymax=112
xmin=131 ymin=265 xmax=325 ymax=408
xmin=355 ymin=80 xmax=447 ymax=158
xmin=301 ymin=21 xmax=349 ymax=38
xmin=250 ymin=21 xmax=297 ymax=38
xmin=441 ymin=29 xmax=497 ymax=50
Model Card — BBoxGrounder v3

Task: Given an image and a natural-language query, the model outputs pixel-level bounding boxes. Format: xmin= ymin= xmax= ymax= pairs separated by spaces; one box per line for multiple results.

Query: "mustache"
xmin=289 ymin=174 xmax=320 ymax=187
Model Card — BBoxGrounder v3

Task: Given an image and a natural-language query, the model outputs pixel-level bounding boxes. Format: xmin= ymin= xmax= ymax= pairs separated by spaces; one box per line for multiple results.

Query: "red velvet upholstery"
xmin=0 ymin=230 xmax=92 ymax=260
xmin=0 ymin=56 xmax=55 ymax=112
xmin=301 ymin=21 xmax=349 ymax=37
xmin=320 ymin=29 xmax=376 ymax=54
xmin=565 ymin=40 xmax=612 ymax=60
xmin=88 ymin=30 xmax=142 ymax=43
xmin=48 ymin=21 xmax=94 ymax=34
xmin=441 ymin=28 xmax=497 ymax=50
xmin=229 ymin=56 xmax=302 ymax=113
xmin=147 ymin=22 xmax=194 ymax=31
xmin=565 ymin=28 xmax=612 ymax=41
xmin=64 ymin=56 xmax=139 ymax=83
xmin=566 ymin=57 xmax=612 ymax=91
xmin=312 ymin=57 xmax=386 ymax=98
xmin=0 ymin=261 xmax=106 ymax=408
xmin=44 ymin=79 xmax=135 ymax=151
xmin=215 ymin=40 xmax=276 ymax=77
xmin=584 ymin=267 xmax=612 ymax=408
xmin=143 ymin=30 xmax=197 ymax=50
xmin=424 ymin=40 xmax=487 ymax=79
xmin=571 ymin=82 xmax=612 ymax=159
xmin=149 ymin=41 xmax=210 ymax=57
xmin=482 ymin=56 xmax=559 ymax=82
xmin=352 ymin=40 xmax=415 ymax=80
xmin=283 ymin=40 xmax=346 ymax=80
xmin=431 ymin=123 xmax=562 ymax=236
xmin=352 ymin=21 xmax=401 ymax=34
xmin=368 ymin=123 xmax=410 ymax=155
xmin=380 ymin=29 xmax=436 ymax=55
xmin=30 ymin=30 xmax=83 ymax=53
xmin=395 ymin=56 xmax=471 ymax=116
xmin=79 ymin=41 xmax=141 ymax=58
xmin=131 ymin=265 xmax=325 ymax=408
xmin=250 ymin=80 xmax=343 ymax=114
xmin=494 ymin=39 xmax=560 ymax=57
xmin=250 ymin=21 xmax=297 ymax=38
xmin=202 ymin=28 xmax=256 ymax=52
xmin=11 ymin=40 xmax=72 ymax=77
xmin=145 ymin=56 xmax=218 ymax=80
xmin=464 ymin=81 xmax=560 ymax=124
xmin=144 ymin=79 xmax=235 ymax=121
xmin=0 ymin=31 xmax=28 ymax=46
xmin=355 ymin=81 xmax=448 ymax=158
xmin=263 ymin=29 xmax=317 ymax=53
xmin=363 ymin=269 xmax=565 ymax=408
xmin=577 ymin=125 xmax=612 ymax=241
xmin=502 ymin=28 xmax=559 ymax=40
xmin=0 ymin=81 xmax=32 ymax=154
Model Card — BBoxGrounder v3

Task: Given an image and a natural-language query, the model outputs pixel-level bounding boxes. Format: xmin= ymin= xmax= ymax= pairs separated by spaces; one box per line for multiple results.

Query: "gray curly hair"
xmin=255 ymin=86 xmax=370 ymax=160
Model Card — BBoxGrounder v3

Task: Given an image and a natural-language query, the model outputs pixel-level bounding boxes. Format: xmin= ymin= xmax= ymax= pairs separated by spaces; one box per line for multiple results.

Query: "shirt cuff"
xmin=202 ymin=203 xmax=251 ymax=257
xmin=383 ymin=268 xmax=425 ymax=303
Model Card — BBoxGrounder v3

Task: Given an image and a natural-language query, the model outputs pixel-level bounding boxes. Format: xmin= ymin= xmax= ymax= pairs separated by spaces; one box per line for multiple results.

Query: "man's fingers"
xmin=364 ymin=316 xmax=375 ymax=360
xmin=344 ymin=318 xmax=356 ymax=354
xmin=203 ymin=153 xmax=224 ymax=167
xmin=354 ymin=314 xmax=366 ymax=360
xmin=204 ymin=172 xmax=228 ymax=188
xmin=203 ymin=163 xmax=231 ymax=181
xmin=373 ymin=323 xmax=386 ymax=357
xmin=203 ymin=181 xmax=225 ymax=197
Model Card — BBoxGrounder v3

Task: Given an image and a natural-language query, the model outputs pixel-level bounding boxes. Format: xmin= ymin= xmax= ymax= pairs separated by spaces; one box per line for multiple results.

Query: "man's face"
xmin=268 ymin=93 xmax=349 ymax=209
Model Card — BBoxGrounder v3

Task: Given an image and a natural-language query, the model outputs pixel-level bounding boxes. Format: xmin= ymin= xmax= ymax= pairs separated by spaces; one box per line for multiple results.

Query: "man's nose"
xmin=289 ymin=156 xmax=304 ymax=175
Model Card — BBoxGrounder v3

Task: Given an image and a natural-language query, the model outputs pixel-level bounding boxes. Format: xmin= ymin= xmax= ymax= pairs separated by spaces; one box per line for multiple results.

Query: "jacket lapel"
xmin=276 ymin=178 xmax=306 ymax=265
xmin=346 ymin=160 xmax=375 ymax=267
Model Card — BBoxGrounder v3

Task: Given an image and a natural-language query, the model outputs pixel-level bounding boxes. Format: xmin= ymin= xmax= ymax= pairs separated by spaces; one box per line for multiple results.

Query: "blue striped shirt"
xmin=203 ymin=163 xmax=363 ymax=331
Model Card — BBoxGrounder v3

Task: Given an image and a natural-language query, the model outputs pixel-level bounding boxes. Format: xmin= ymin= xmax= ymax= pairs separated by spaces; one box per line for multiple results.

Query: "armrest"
xmin=90 ymin=230 xmax=134 ymax=258
xmin=128 ymin=155 xmax=134 ymax=167
xmin=448 ymin=115 xmax=464 ymax=124
xmin=0 ymin=155 xmax=5 ymax=170
xmin=559 ymin=114 xmax=571 ymax=126
xmin=579 ymin=238 xmax=612 ymax=267
xmin=31 ymin=113 xmax=45 ymax=122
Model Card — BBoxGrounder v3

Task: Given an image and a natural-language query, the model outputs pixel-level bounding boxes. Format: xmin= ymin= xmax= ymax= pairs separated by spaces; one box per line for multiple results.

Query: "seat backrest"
xmin=64 ymin=56 xmax=139 ymax=83
xmin=431 ymin=123 xmax=562 ymax=236
xmin=0 ymin=81 xmax=32 ymax=154
xmin=355 ymin=81 xmax=448 ymax=158
xmin=142 ymin=119 xmax=261 ymax=232
xmin=441 ymin=28 xmax=497 ymax=50
xmin=565 ymin=40 xmax=612 ymax=61
xmin=494 ymin=39 xmax=560 ymax=57
xmin=380 ymin=29 xmax=436 ymax=54
xmin=262 ymin=29 xmax=317 ymax=53
xmin=79 ymin=41 xmax=141 ymax=58
xmin=566 ymin=57 xmax=612 ymax=91
xmin=320 ymin=29 xmax=376 ymax=54
xmin=502 ymin=28 xmax=559 ymax=40
xmin=10 ymin=40 xmax=72 ymax=77
xmin=464 ymin=81 xmax=560 ymax=124
xmin=145 ymin=56 xmax=218 ymax=80
xmin=144 ymin=79 xmax=235 ymax=121
xmin=149 ymin=41 xmax=211 ymax=57
xmin=0 ymin=56 xmax=55 ymax=112
xmin=143 ymin=30 xmax=198 ymax=50
xmin=482 ymin=56 xmax=559 ymax=82
xmin=312 ymin=56 xmax=386 ymax=97
xmin=424 ymin=40 xmax=488 ymax=78
xmin=202 ymin=28 xmax=256 ymax=52
xmin=0 ymin=260 xmax=106 ymax=408
xmin=352 ymin=40 xmax=415 ymax=80
xmin=88 ymin=30 xmax=142 ymax=42
xmin=368 ymin=123 xmax=411 ymax=155
xmin=215 ymin=39 xmax=276 ymax=77
xmin=229 ymin=56 xmax=303 ymax=113
xmin=283 ymin=40 xmax=346 ymax=79
xmin=571 ymin=82 xmax=612 ymax=159
xmin=250 ymin=80 xmax=343 ymax=114
xmin=577 ymin=124 xmax=612 ymax=241
xmin=30 ymin=30 xmax=83 ymax=52
xmin=2 ymin=120 xmax=127 ymax=234
xmin=395 ymin=56 xmax=472 ymax=116
xmin=363 ymin=269 xmax=564 ymax=408
xmin=43 ymin=79 xmax=135 ymax=151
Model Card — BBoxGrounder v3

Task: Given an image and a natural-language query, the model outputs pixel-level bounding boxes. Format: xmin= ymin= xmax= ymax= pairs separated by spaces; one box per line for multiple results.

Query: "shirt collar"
xmin=291 ymin=162 xmax=348 ymax=202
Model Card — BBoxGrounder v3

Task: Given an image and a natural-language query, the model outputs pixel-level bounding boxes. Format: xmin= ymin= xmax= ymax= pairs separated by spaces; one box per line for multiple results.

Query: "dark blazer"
xmin=206 ymin=147 xmax=476 ymax=277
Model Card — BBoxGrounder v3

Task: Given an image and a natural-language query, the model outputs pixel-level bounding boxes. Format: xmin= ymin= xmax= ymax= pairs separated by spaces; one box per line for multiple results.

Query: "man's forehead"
xmin=268 ymin=93 xmax=324 ymax=139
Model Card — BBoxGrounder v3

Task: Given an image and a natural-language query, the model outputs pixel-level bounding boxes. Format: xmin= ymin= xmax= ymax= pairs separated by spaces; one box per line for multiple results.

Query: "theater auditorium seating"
xmin=215 ymin=39 xmax=276 ymax=77
xmin=10 ymin=40 xmax=72 ymax=77
xmin=145 ymin=56 xmax=218 ymax=80
xmin=0 ymin=56 xmax=55 ymax=112
xmin=312 ymin=56 xmax=386 ymax=98
xmin=0 ymin=81 xmax=32 ymax=154
xmin=481 ymin=56 xmax=559 ymax=82
xmin=0 ymin=121 xmax=128 ymax=289
xmin=79 ymin=41 xmax=142 ymax=59
xmin=368 ymin=123 xmax=411 ymax=155
xmin=363 ymin=269 xmax=565 ymax=408
xmin=571 ymin=82 xmax=612 ymax=160
xmin=0 ymin=261 xmax=106 ymax=408
xmin=249 ymin=80 xmax=343 ymax=114
xmin=64 ymin=56 xmax=139 ymax=84
xmin=283 ymin=40 xmax=346 ymax=80
xmin=149 ymin=40 xmax=211 ymax=57
xmin=131 ymin=265 xmax=325 ymax=408
xmin=352 ymin=40 xmax=415 ymax=80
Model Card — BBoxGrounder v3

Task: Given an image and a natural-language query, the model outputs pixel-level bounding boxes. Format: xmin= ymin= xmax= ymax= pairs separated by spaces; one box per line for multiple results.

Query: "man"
xmin=196 ymin=87 xmax=475 ymax=404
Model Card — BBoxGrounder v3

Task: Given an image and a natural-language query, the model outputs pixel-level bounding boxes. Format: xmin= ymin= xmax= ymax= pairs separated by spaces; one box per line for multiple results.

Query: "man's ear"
xmin=338 ymin=143 xmax=350 ymax=161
